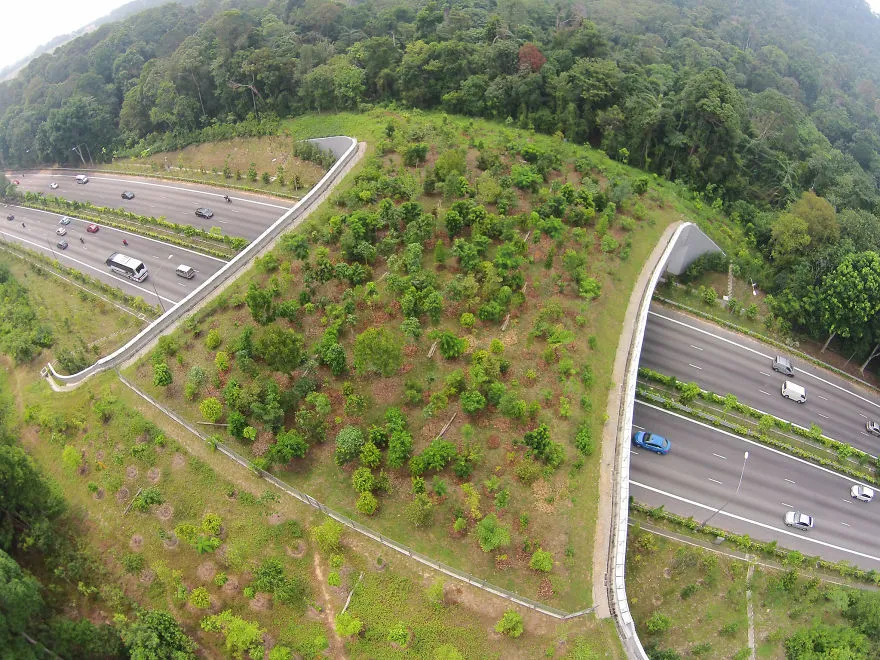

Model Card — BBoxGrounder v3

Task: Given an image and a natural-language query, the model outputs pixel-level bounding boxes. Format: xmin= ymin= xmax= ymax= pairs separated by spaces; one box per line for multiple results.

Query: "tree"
xmin=820 ymin=252 xmax=880 ymax=348
xmin=0 ymin=444 xmax=65 ymax=552
xmin=254 ymin=326 xmax=304 ymax=372
xmin=353 ymin=327 xmax=403 ymax=376
xmin=268 ymin=429 xmax=308 ymax=464
xmin=785 ymin=623 xmax=870 ymax=659
xmin=245 ymin=284 xmax=275 ymax=325
xmin=790 ymin=191 xmax=839 ymax=248
xmin=335 ymin=426 xmax=366 ymax=465
xmin=770 ymin=213 xmax=811 ymax=265
xmin=311 ymin=519 xmax=343 ymax=554
xmin=356 ymin=491 xmax=378 ymax=515
xmin=437 ymin=331 xmax=467 ymax=359
xmin=125 ymin=610 xmax=196 ymax=660
xmin=0 ymin=549 xmax=42 ymax=655
xmin=153 ymin=362 xmax=172 ymax=387
xmin=474 ymin=514 xmax=510 ymax=552
xmin=406 ymin=493 xmax=434 ymax=527
xmin=200 ymin=610 xmax=264 ymax=660
xmin=494 ymin=609 xmax=523 ymax=638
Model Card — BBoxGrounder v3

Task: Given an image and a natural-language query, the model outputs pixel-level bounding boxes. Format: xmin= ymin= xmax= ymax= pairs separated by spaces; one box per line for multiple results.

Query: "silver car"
xmin=852 ymin=485 xmax=875 ymax=502
xmin=784 ymin=511 xmax=814 ymax=531
xmin=867 ymin=421 xmax=880 ymax=437
xmin=772 ymin=355 xmax=794 ymax=377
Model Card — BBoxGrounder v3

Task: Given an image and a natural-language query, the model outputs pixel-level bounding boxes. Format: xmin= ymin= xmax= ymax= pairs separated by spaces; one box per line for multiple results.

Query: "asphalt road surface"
xmin=9 ymin=171 xmax=292 ymax=241
xmin=640 ymin=306 xmax=880 ymax=455
xmin=631 ymin=400 xmax=880 ymax=569
xmin=1 ymin=204 xmax=225 ymax=306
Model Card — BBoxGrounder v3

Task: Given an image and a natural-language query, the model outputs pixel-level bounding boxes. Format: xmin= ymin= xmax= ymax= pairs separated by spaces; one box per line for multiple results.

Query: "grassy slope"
xmin=627 ymin=524 xmax=853 ymax=659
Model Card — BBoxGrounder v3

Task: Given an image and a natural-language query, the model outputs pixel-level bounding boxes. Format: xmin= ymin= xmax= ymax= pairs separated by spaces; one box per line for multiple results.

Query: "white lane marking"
xmin=630 ymin=450 xmax=640 ymax=455
xmin=862 ymin=432 xmax=870 ymax=437
xmin=842 ymin=522 xmax=851 ymax=527
xmin=688 ymin=363 xmax=702 ymax=370
xmin=7 ymin=204 xmax=227 ymax=263
xmin=0 ymin=229 xmax=178 ymax=304
xmin=82 ymin=175 xmax=289 ymax=209
xmin=689 ymin=344 xmax=703 ymax=351
xmin=784 ymin=478 xmax=796 ymax=484
xmin=636 ymin=400 xmax=878 ymax=484
xmin=859 ymin=413 xmax=868 ymax=419
xmin=817 ymin=413 xmax=830 ymax=420
xmin=649 ymin=310 xmax=880 ymax=411
xmin=708 ymin=478 xmax=723 ymax=485
xmin=781 ymin=502 xmax=792 ymax=508
xmin=712 ymin=453 xmax=727 ymax=460
xmin=631 ymin=481 xmax=880 ymax=563
xmin=818 ymin=395 xmax=828 ymax=401
xmin=632 ymin=425 xmax=645 ymax=430
xmin=758 ymin=390 xmax=772 ymax=396
xmin=760 ymin=371 xmax=773 ymax=377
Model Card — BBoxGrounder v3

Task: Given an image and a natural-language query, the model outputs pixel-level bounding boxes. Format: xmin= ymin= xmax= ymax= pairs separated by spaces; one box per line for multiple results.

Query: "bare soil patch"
xmin=249 ymin=592 xmax=273 ymax=611
xmin=93 ymin=488 xmax=105 ymax=500
xmin=286 ymin=541 xmax=306 ymax=559
xmin=147 ymin=467 xmax=161 ymax=483
xmin=125 ymin=465 xmax=138 ymax=480
xmin=197 ymin=561 xmax=217 ymax=583
xmin=129 ymin=535 xmax=144 ymax=551
xmin=115 ymin=487 xmax=130 ymax=503
xmin=222 ymin=576 xmax=240 ymax=594
xmin=267 ymin=512 xmax=284 ymax=526
xmin=171 ymin=453 xmax=186 ymax=470
xmin=163 ymin=534 xmax=179 ymax=550
xmin=156 ymin=503 xmax=174 ymax=521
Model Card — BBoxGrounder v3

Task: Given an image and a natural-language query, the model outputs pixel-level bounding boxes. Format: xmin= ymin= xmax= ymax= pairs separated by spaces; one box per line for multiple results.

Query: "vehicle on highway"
xmin=772 ymin=355 xmax=794 ymax=377
xmin=56 ymin=239 xmax=68 ymax=250
xmin=175 ymin=264 xmax=196 ymax=279
xmin=49 ymin=182 xmax=58 ymax=190
xmin=784 ymin=511 xmax=814 ymax=530
xmin=121 ymin=191 xmax=135 ymax=200
xmin=852 ymin=485 xmax=875 ymax=502
xmin=106 ymin=252 xmax=148 ymax=282
xmin=195 ymin=207 xmax=214 ymax=219
xmin=75 ymin=175 xmax=88 ymax=184
xmin=86 ymin=224 xmax=99 ymax=233
xmin=781 ymin=380 xmax=806 ymax=404
xmin=12 ymin=180 xmax=19 ymax=185
xmin=59 ymin=216 xmax=71 ymax=225
xmin=867 ymin=421 xmax=880 ymax=437
xmin=55 ymin=227 xmax=67 ymax=236
xmin=5 ymin=214 xmax=12 ymax=221
xmin=632 ymin=431 xmax=671 ymax=455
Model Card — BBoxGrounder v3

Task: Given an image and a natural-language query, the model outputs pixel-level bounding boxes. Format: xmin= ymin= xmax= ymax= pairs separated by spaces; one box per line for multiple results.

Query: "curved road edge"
xmin=44 ymin=136 xmax=363 ymax=389
xmin=594 ymin=221 xmax=686 ymax=659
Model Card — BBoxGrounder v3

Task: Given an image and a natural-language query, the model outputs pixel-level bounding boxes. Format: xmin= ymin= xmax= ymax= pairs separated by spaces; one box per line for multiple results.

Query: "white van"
xmin=781 ymin=380 xmax=806 ymax=404
xmin=75 ymin=174 xmax=89 ymax=184
xmin=175 ymin=264 xmax=195 ymax=279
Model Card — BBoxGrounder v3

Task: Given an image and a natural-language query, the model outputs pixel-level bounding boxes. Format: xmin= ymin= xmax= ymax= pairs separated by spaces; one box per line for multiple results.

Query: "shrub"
xmin=646 ymin=612 xmax=671 ymax=634
xmin=406 ymin=493 xmax=434 ymax=527
xmin=719 ymin=622 xmax=739 ymax=637
xmin=189 ymin=586 xmax=211 ymax=609
xmin=153 ymin=362 xmax=172 ymax=387
xmin=61 ymin=445 xmax=83 ymax=472
xmin=200 ymin=397 xmax=223 ymax=423
xmin=529 ymin=549 xmax=553 ymax=572
xmin=328 ymin=571 xmax=341 ymax=587
xmin=515 ymin=457 xmax=542 ymax=485
xmin=122 ymin=553 xmax=145 ymax=574
xmin=311 ymin=519 xmax=343 ymax=554
xmin=680 ymin=584 xmax=698 ymax=600
xmin=460 ymin=389 xmax=487 ymax=414
xmin=352 ymin=467 xmax=375 ymax=494
xmin=453 ymin=517 xmax=467 ymax=533
xmin=132 ymin=487 xmax=163 ymax=512
xmin=334 ymin=612 xmax=363 ymax=637
xmin=359 ymin=441 xmax=381 ymax=469
xmin=205 ymin=329 xmax=221 ymax=350
xmin=494 ymin=609 xmax=523 ymax=638
xmin=335 ymin=426 xmax=366 ymax=465
xmin=460 ymin=312 xmax=475 ymax=328
xmin=353 ymin=327 xmax=403 ymax=376
xmin=474 ymin=514 xmax=511 ymax=552
xmin=202 ymin=513 xmax=222 ymax=536
xmin=437 ymin=331 xmax=467 ymax=359
xmin=574 ymin=423 xmax=594 ymax=455
xmin=388 ymin=622 xmax=409 ymax=646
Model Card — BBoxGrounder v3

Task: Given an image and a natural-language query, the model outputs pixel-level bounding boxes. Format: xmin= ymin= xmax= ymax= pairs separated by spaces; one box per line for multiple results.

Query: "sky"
xmin=0 ymin=0 xmax=128 ymax=71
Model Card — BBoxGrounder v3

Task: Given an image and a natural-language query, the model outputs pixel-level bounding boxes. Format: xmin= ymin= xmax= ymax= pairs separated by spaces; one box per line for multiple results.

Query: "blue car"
xmin=632 ymin=431 xmax=670 ymax=455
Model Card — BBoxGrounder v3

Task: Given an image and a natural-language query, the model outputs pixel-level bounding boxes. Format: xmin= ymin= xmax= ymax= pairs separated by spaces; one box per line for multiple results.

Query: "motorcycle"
xmin=224 ymin=195 xmax=231 ymax=203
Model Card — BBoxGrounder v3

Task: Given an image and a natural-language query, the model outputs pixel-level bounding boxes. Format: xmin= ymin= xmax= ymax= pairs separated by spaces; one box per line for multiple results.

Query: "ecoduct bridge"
xmin=606 ymin=222 xmax=723 ymax=659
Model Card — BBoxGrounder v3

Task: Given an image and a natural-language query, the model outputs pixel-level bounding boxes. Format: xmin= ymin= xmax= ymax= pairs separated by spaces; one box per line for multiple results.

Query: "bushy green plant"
xmin=189 ymin=586 xmax=211 ymax=608
xmin=529 ymin=548 xmax=553 ymax=572
xmin=494 ymin=609 xmax=523 ymax=638
xmin=311 ymin=519 xmax=344 ymax=554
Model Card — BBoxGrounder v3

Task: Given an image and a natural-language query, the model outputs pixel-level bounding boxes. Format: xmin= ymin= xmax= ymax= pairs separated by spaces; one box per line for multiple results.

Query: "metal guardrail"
xmin=45 ymin=137 xmax=359 ymax=387
xmin=608 ymin=222 xmax=690 ymax=659
xmin=117 ymin=372 xmax=594 ymax=620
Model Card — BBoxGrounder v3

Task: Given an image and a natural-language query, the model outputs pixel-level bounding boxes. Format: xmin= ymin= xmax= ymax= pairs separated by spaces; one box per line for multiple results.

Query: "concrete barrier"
xmin=609 ymin=222 xmax=694 ymax=659
xmin=46 ymin=136 xmax=359 ymax=388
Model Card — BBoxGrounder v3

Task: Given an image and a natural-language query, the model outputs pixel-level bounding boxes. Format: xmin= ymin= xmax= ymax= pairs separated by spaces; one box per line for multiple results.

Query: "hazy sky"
xmin=0 ymin=0 xmax=127 ymax=71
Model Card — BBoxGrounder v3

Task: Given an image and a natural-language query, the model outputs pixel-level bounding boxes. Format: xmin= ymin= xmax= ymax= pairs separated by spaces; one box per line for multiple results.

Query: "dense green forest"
xmin=5 ymin=0 xmax=880 ymax=359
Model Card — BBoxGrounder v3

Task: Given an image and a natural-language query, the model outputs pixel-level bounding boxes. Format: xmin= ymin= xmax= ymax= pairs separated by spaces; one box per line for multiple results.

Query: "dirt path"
xmin=312 ymin=553 xmax=345 ymax=659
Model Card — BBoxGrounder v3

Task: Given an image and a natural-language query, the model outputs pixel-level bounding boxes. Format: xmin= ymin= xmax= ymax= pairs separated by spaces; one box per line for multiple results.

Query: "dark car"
xmin=121 ymin=191 xmax=135 ymax=200
xmin=195 ymin=207 xmax=214 ymax=219
xmin=5 ymin=214 xmax=13 ymax=221
xmin=56 ymin=239 xmax=68 ymax=250
xmin=632 ymin=431 xmax=671 ymax=455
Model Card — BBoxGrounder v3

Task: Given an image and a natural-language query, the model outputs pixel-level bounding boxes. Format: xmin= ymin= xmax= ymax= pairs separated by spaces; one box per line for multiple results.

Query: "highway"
xmin=640 ymin=306 xmax=880 ymax=454
xmin=1 ymin=203 xmax=225 ymax=306
xmin=8 ymin=170 xmax=292 ymax=241
xmin=631 ymin=401 xmax=880 ymax=569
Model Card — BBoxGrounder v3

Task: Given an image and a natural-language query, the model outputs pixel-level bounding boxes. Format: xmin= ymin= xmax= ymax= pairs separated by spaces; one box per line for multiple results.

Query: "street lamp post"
xmin=71 ymin=146 xmax=86 ymax=165
xmin=149 ymin=266 xmax=166 ymax=314
xmin=699 ymin=451 xmax=749 ymax=530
